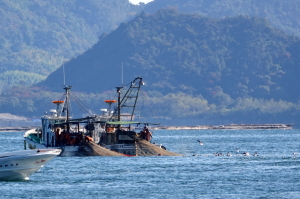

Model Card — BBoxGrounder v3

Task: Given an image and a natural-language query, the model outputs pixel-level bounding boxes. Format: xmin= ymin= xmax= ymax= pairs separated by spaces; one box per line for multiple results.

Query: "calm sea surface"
xmin=1 ymin=129 xmax=300 ymax=198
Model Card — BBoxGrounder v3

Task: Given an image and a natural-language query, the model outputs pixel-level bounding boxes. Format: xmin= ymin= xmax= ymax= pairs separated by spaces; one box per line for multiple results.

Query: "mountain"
xmin=38 ymin=9 xmax=300 ymax=102
xmin=0 ymin=0 xmax=143 ymax=90
xmin=1 ymin=0 xmax=300 ymax=92
xmin=144 ymin=0 xmax=300 ymax=37
xmin=1 ymin=9 xmax=300 ymax=125
xmin=2 ymin=0 xmax=300 ymax=91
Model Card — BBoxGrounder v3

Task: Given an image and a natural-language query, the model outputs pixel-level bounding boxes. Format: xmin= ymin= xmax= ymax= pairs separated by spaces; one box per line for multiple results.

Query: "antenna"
xmin=63 ymin=62 xmax=66 ymax=86
xmin=121 ymin=62 xmax=124 ymax=86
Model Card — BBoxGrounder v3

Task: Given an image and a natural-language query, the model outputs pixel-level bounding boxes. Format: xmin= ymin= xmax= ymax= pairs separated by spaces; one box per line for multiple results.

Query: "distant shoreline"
xmin=0 ymin=126 xmax=37 ymax=132
xmin=0 ymin=123 xmax=293 ymax=132
xmin=153 ymin=124 xmax=293 ymax=130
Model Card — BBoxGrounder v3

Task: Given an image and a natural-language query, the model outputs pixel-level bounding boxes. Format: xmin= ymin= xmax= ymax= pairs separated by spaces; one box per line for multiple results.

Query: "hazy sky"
xmin=129 ymin=0 xmax=154 ymax=5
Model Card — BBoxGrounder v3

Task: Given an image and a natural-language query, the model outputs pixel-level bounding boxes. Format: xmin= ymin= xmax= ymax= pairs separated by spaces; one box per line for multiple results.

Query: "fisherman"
xmin=65 ymin=133 xmax=72 ymax=145
xmin=140 ymin=127 xmax=147 ymax=140
xmin=144 ymin=127 xmax=152 ymax=142
xmin=60 ymin=130 xmax=67 ymax=145
xmin=55 ymin=128 xmax=60 ymax=147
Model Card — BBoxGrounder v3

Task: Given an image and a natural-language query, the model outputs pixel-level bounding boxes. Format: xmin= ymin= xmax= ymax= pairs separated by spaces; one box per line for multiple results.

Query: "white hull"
xmin=24 ymin=137 xmax=79 ymax=156
xmin=0 ymin=149 xmax=61 ymax=180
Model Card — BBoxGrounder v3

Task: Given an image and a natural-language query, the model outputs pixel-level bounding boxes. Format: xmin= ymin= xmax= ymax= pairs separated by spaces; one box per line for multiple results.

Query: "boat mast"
xmin=111 ymin=77 xmax=144 ymax=122
xmin=116 ymin=87 xmax=123 ymax=122
xmin=119 ymin=77 xmax=144 ymax=121
xmin=63 ymin=86 xmax=72 ymax=132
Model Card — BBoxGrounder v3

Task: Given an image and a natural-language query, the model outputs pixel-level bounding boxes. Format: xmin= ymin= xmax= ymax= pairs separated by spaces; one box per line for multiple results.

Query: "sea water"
xmin=0 ymin=129 xmax=300 ymax=198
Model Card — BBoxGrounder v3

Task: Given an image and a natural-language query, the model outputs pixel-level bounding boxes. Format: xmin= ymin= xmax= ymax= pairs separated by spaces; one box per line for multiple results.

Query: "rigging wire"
xmin=69 ymin=91 xmax=96 ymax=116
xmin=135 ymin=87 xmax=145 ymax=122
xmin=57 ymin=93 xmax=66 ymax=116
xmin=140 ymin=90 xmax=160 ymax=125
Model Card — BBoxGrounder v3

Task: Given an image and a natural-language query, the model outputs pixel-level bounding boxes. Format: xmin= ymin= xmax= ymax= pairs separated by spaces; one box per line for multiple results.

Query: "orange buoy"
xmin=104 ymin=100 xmax=116 ymax=103
xmin=52 ymin=100 xmax=64 ymax=104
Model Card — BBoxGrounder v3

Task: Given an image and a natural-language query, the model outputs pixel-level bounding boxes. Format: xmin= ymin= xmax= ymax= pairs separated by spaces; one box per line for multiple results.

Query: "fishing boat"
xmin=0 ymin=148 xmax=61 ymax=180
xmin=24 ymin=85 xmax=102 ymax=156
xmin=96 ymin=77 xmax=181 ymax=156
xmin=24 ymin=77 xmax=181 ymax=156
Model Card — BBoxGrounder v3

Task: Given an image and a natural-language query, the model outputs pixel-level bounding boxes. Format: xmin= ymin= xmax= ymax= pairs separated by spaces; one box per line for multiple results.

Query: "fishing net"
xmin=135 ymin=138 xmax=182 ymax=156
xmin=85 ymin=142 xmax=125 ymax=156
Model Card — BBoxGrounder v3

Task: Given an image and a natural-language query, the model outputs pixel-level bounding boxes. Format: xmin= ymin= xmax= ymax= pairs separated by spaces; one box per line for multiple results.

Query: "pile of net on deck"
xmin=86 ymin=142 xmax=124 ymax=156
xmin=85 ymin=139 xmax=183 ymax=156
xmin=135 ymin=138 xmax=182 ymax=156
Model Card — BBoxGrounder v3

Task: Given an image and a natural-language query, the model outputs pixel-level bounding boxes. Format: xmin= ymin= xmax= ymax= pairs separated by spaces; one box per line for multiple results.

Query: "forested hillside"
xmin=2 ymin=0 xmax=300 ymax=93
xmin=0 ymin=0 xmax=142 ymax=91
xmin=145 ymin=0 xmax=300 ymax=37
xmin=2 ymin=9 xmax=298 ymax=125
xmin=40 ymin=9 xmax=300 ymax=102
xmin=0 ymin=3 xmax=300 ymax=123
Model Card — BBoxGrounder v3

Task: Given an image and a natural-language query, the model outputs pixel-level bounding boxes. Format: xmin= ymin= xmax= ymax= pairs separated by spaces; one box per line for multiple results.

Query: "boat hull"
xmin=0 ymin=149 xmax=61 ymax=180
xmin=24 ymin=136 xmax=81 ymax=156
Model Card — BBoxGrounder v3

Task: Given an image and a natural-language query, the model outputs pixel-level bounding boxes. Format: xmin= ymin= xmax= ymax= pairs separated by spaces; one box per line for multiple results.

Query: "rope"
xmin=69 ymin=91 xmax=95 ymax=116
xmin=140 ymin=90 xmax=161 ymax=125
